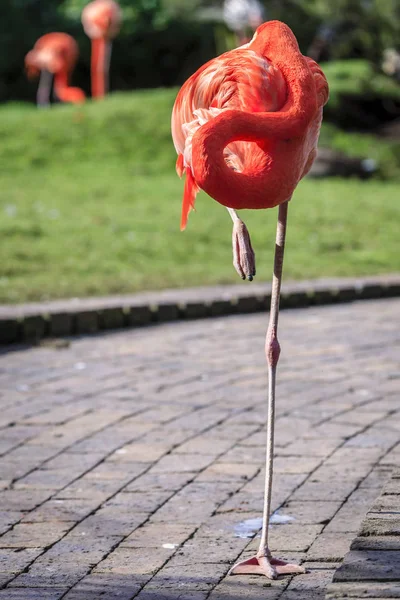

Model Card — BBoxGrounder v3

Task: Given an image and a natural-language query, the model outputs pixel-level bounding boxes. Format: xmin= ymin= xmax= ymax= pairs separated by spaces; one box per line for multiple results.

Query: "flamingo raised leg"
xmin=227 ymin=208 xmax=256 ymax=281
xmin=25 ymin=33 xmax=85 ymax=107
xmin=171 ymin=20 xmax=329 ymax=579
xmin=81 ymin=0 xmax=122 ymax=99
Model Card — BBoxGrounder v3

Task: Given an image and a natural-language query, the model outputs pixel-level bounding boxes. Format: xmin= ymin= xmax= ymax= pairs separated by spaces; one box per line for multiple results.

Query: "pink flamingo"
xmin=81 ymin=0 xmax=122 ymax=99
xmin=25 ymin=33 xmax=85 ymax=107
xmin=172 ymin=20 xmax=329 ymax=579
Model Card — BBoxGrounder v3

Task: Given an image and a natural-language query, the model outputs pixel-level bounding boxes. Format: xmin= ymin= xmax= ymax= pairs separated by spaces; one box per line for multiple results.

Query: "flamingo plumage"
xmin=25 ymin=33 xmax=85 ymax=107
xmin=81 ymin=0 xmax=122 ymax=99
xmin=171 ymin=20 xmax=329 ymax=579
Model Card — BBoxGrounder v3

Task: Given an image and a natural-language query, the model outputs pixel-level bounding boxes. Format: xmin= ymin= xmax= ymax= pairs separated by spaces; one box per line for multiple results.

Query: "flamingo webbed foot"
xmin=228 ymin=552 xmax=306 ymax=579
xmin=232 ymin=219 xmax=256 ymax=281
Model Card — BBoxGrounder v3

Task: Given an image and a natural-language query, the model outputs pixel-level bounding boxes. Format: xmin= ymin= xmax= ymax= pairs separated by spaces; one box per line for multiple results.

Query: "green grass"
xmin=321 ymin=59 xmax=400 ymax=109
xmin=0 ymin=88 xmax=399 ymax=304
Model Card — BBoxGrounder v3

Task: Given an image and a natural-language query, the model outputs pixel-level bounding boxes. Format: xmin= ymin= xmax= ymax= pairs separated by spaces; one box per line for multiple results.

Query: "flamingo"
xmin=81 ymin=0 xmax=122 ymax=99
xmin=171 ymin=20 xmax=329 ymax=579
xmin=25 ymin=33 xmax=85 ymax=107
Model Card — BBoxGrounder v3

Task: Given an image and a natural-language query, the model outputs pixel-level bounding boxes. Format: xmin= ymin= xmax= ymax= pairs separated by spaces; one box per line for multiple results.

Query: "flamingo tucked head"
xmin=25 ymin=33 xmax=85 ymax=105
xmin=171 ymin=20 xmax=329 ymax=229
xmin=82 ymin=0 xmax=122 ymax=40
xmin=25 ymin=51 xmax=42 ymax=80
xmin=25 ymin=33 xmax=79 ymax=78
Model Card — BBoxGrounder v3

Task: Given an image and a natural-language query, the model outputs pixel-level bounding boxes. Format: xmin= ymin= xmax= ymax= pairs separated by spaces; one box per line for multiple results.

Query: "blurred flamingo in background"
xmin=223 ymin=0 xmax=265 ymax=45
xmin=172 ymin=20 xmax=329 ymax=578
xmin=81 ymin=0 xmax=122 ymax=99
xmin=25 ymin=33 xmax=85 ymax=107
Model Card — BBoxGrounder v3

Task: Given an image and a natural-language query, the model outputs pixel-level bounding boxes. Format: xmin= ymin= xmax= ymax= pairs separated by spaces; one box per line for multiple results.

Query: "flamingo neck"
xmin=192 ymin=112 xmax=310 ymax=210
xmin=54 ymin=71 xmax=85 ymax=104
xmin=91 ymin=38 xmax=111 ymax=99
xmin=250 ymin=21 xmax=317 ymax=130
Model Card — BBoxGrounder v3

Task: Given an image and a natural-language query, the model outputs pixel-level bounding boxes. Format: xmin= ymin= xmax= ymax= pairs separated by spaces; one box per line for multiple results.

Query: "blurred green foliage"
xmin=0 ymin=0 xmax=216 ymax=103
xmin=321 ymin=60 xmax=400 ymax=130
xmin=298 ymin=0 xmax=400 ymax=63
xmin=1 ymin=0 xmax=399 ymax=103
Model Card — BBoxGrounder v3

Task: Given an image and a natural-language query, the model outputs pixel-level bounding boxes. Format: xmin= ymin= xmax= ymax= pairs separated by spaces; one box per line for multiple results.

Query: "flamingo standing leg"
xmin=91 ymin=38 xmax=112 ymax=98
xmin=104 ymin=41 xmax=113 ymax=96
xmin=227 ymin=208 xmax=255 ymax=281
xmin=81 ymin=0 xmax=122 ymax=99
xmin=229 ymin=200 xmax=306 ymax=578
xmin=36 ymin=69 xmax=52 ymax=108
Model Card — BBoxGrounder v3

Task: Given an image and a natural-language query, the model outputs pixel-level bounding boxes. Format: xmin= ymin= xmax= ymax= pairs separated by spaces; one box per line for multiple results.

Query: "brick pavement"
xmin=0 ymin=297 xmax=398 ymax=599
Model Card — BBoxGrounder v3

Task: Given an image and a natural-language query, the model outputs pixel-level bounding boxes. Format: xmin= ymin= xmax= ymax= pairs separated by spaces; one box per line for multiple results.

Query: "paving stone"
xmin=21 ymin=498 xmax=98 ymax=523
xmin=326 ymin=581 xmax=400 ymax=598
xmin=197 ymin=463 xmax=260 ymax=482
xmin=290 ymin=478 xmax=360 ymax=502
xmin=280 ymin=591 xmax=326 ymax=600
xmin=0 ymin=589 xmax=68 ymax=600
xmin=359 ymin=515 xmax=400 ymax=537
xmin=0 ymin=511 xmax=24 ymax=535
xmin=9 ymin=567 xmax=90 ymax=589
xmin=333 ymin=550 xmax=400 ymax=582
xmin=138 ymin=561 xmax=229 ymax=593
xmin=278 ymin=438 xmax=342 ymax=457
xmin=267 ymin=524 xmax=323 ymax=553
xmin=136 ymin=587 xmax=210 ymax=600
xmin=0 ymin=547 xmax=43 ymax=574
xmin=217 ymin=445 xmax=264 ymax=465
xmin=94 ymin=546 xmax=170 ymax=580
xmin=70 ymin=510 xmax=148 ymax=538
xmin=150 ymin=492 xmax=222 ymax=525
xmin=121 ymin=522 xmax=195 ymax=548
xmin=149 ymin=453 xmax=216 ymax=473
xmin=306 ymin=531 xmax=355 ymax=562
xmin=14 ymin=469 xmax=81 ymax=490
xmin=63 ymin=573 xmax=142 ymax=599
xmin=107 ymin=442 xmax=170 ymax=463
xmin=359 ymin=468 xmax=392 ymax=490
xmin=173 ymin=531 xmax=248 ymax=565
xmin=382 ymin=477 xmax=400 ymax=495
xmin=303 ymin=561 xmax=342 ymax=570
xmin=103 ymin=490 xmax=172 ymax=513
xmin=0 ymin=522 xmax=71 ymax=548
xmin=125 ymin=471 xmax=197 ymax=493
xmin=274 ymin=501 xmax=341 ymax=525
xmin=325 ymin=447 xmax=385 ymax=466
xmin=273 ymin=455 xmax=323 ymax=474
xmin=208 ymin=578 xmax=283 ymax=600
xmin=369 ymin=494 xmax=400 ymax=513
xmin=324 ymin=488 xmax=380 ymax=533
xmin=8 ymin=535 xmax=123 ymax=589
xmin=351 ymin=535 xmax=400 ymax=551
xmin=174 ymin=436 xmax=234 ymax=455
xmin=285 ymin=568 xmax=335 ymax=592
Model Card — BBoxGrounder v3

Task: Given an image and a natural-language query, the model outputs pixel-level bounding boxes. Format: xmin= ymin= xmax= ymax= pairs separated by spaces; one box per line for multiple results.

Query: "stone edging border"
xmin=1 ymin=274 xmax=400 ymax=345
xmin=326 ymin=468 xmax=400 ymax=599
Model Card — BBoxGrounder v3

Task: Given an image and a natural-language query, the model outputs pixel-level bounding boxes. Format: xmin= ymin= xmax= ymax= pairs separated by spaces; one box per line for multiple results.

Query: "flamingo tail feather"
xmin=180 ymin=167 xmax=199 ymax=231
xmin=176 ymin=154 xmax=184 ymax=178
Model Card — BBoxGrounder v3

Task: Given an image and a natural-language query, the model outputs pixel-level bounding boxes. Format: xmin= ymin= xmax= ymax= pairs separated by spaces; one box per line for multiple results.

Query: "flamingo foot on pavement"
xmin=228 ymin=554 xmax=306 ymax=579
